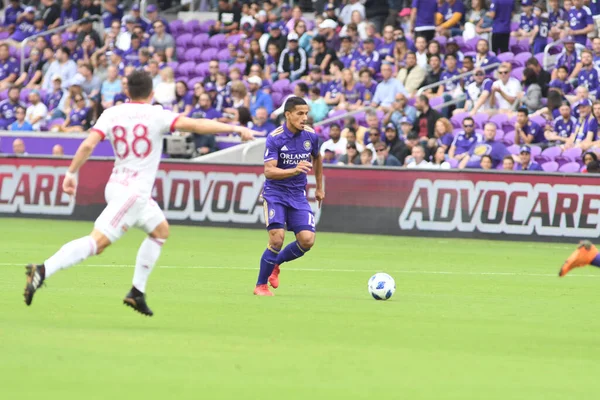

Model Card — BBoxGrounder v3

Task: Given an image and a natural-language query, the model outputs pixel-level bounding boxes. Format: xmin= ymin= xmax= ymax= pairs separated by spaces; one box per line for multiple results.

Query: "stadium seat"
xmin=464 ymin=36 xmax=481 ymax=52
xmin=226 ymin=34 xmax=244 ymax=47
xmin=187 ymin=77 xmax=203 ymax=89
xmin=541 ymin=161 xmax=559 ymax=172
xmin=558 ymin=162 xmax=580 ymax=173
xmin=169 ymin=20 xmax=185 ymax=36
xmin=200 ymin=48 xmax=218 ymax=62
xmin=472 ymin=113 xmax=489 ymax=129
xmin=496 ymin=52 xmax=514 ymax=64
xmin=176 ymin=61 xmax=196 ymax=78
xmin=208 ymin=34 xmax=227 ymax=50
xmin=529 ymin=146 xmax=542 ymax=157
xmin=0 ymin=89 xmax=7 ymax=101
xmin=530 ymin=115 xmax=547 ymax=128
xmin=494 ymin=129 xmax=505 ymax=142
xmin=194 ymin=62 xmax=210 ymax=77
xmin=183 ymin=20 xmax=200 ymax=35
xmin=507 ymin=144 xmax=520 ymax=155
xmin=271 ymin=92 xmax=284 ymax=108
xmin=429 ymin=96 xmax=444 ymax=110
xmin=502 ymin=132 xmax=515 ymax=146
xmin=535 ymin=146 xmax=562 ymax=163
xmin=489 ymin=113 xmax=508 ymax=128
xmin=192 ymin=33 xmax=210 ymax=49
xmin=534 ymin=53 xmax=544 ymax=66
xmin=217 ymin=48 xmax=231 ymax=61
xmin=511 ymin=67 xmax=524 ymax=80
xmin=183 ymin=48 xmax=203 ymax=63
xmin=447 ymin=158 xmax=459 ymax=168
xmin=272 ymin=79 xmax=291 ymax=94
xmin=556 ymin=147 xmax=582 ymax=166
xmin=514 ymin=52 xmax=532 ymax=67
xmin=199 ymin=20 xmax=216 ymax=33
xmin=175 ymin=33 xmax=193 ymax=50
xmin=230 ymin=62 xmax=246 ymax=73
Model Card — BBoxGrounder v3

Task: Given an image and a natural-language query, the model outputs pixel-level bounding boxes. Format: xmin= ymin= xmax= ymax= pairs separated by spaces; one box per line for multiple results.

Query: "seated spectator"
xmin=517 ymin=67 xmax=543 ymax=114
xmin=47 ymin=75 xmax=65 ymax=116
xmin=479 ymin=154 xmax=493 ymax=170
xmin=414 ymin=94 xmax=442 ymax=140
xmin=278 ymin=32 xmax=307 ymax=81
xmin=0 ymin=43 xmax=19 ymax=89
xmin=502 ymin=155 xmax=515 ymax=170
xmin=413 ymin=36 xmax=429 ymax=71
xmin=440 ymin=53 xmax=461 ymax=102
xmin=1 ymin=0 xmax=24 ymax=35
xmin=582 ymin=152 xmax=599 ymax=173
xmin=430 ymin=146 xmax=451 ymax=169
xmin=7 ymin=6 xmax=35 ymax=45
xmin=321 ymin=123 xmax=348 ymax=157
xmin=306 ymin=66 xmax=327 ymax=96
xmin=406 ymin=145 xmax=431 ymax=168
xmin=310 ymin=34 xmax=337 ymax=73
xmin=396 ymin=52 xmax=426 ymax=99
xmin=371 ymin=62 xmax=407 ymax=112
xmin=252 ymin=107 xmax=276 ymax=136
xmin=210 ymin=0 xmax=241 ymax=35
xmin=337 ymin=142 xmax=362 ymax=165
xmin=514 ymin=107 xmax=544 ymax=145
xmin=586 ymin=160 xmax=600 ymax=173
xmin=565 ymin=99 xmax=596 ymax=151
xmin=337 ymin=68 xmax=362 ymax=111
xmin=307 ymin=86 xmax=329 ymax=123
xmin=384 ymin=93 xmax=417 ymax=132
xmin=172 ymin=81 xmax=192 ymax=115
xmin=378 ymin=25 xmax=396 ymax=60
xmin=525 ymin=55 xmax=555 ymax=96
xmin=515 ymin=145 xmax=543 ymax=171
xmin=338 ymin=36 xmax=359 ymax=69
xmin=77 ymin=63 xmax=101 ymax=104
xmin=322 ymin=148 xmax=337 ymax=164
xmin=384 ymin=123 xmax=405 ymax=162
xmin=490 ymin=62 xmax=521 ymax=114
xmin=52 ymin=144 xmax=64 ymax=157
xmin=564 ymin=0 xmax=593 ymax=47
xmin=474 ymin=39 xmax=499 ymax=70
xmin=548 ymin=0 xmax=566 ymax=41
xmin=460 ymin=56 xmax=475 ymax=86
xmin=360 ymin=148 xmax=373 ymax=165
xmin=318 ymin=18 xmax=340 ymax=50
xmin=0 ymin=86 xmax=24 ymax=129
xmin=430 ymin=117 xmax=454 ymax=152
xmin=459 ymin=122 xmax=512 ymax=168
xmin=391 ymin=37 xmax=409 ymax=69
xmin=113 ymin=76 xmax=129 ymax=105
xmin=266 ymin=24 xmax=287 ymax=56
xmin=42 ymin=47 xmax=77 ymax=92
xmin=357 ymin=68 xmax=377 ymax=103
xmin=448 ymin=116 xmax=483 ymax=160
xmin=572 ymin=50 xmax=599 ymax=98
xmin=324 ymin=60 xmax=344 ymax=107
xmin=552 ymin=36 xmax=578 ymax=80
xmin=149 ymin=20 xmax=175 ymax=62
xmin=9 ymin=106 xmax=33 ymax=131
xmin=12 ymin=138 xmax=27 ymax=156
xmin=511 ymin=0 xmax=535 ymax=40
xmin=436 ymin=0 xmax=465 ymax=37
xmin=190 ymin=93 xmax=223 ymax=121
xmin=16 ymin=48 xmax=44 ymax=89
xmin=549 ymin=67 xmax=573 ymax=96
xmin=341 ymin=116 xmax=367 ymax=146
xmin=366 ymin=127 xmax=383 ymax=156
xmin=100 ymin=66 xmax=122 ymax=110
xmin=248 ymin=76 xmax=273 ymax=117
xmin=547 ymin=102 xmax=576 ymax=145
xmin=463 ymin=0 xmax=490 ymax=40
xmin=419 ymin=54 xmax=444 ymax=99
xmin=154 ymin=67 xmax=176 ymax=107
xmin=352 ymin=38 xmax=381 ymax=76
xmin=454 ymin=67 xmax=493 ymax=116
xmin=56 ymin=94 xmax=89 ymax=132
xmin=398 ymin=116 xmax=415 ymax=140
xmin=373 ymin=141 xmax=402 ymax=166
xmin=25 ymin=90 xmax=48 ymax=131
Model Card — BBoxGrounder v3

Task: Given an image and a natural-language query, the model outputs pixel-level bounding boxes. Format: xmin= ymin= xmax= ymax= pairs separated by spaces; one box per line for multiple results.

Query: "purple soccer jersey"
xmin=377 ymin=41 xmax=395 ymax=59
xmin=3 ymin=5 xmax=24 ymax=27
xmin=61 ymin=5 xmax=80 ymax=25
xmin=549 ymin=7 xmax=566 ymax=27
xmin=340 ymin=84 xmax=361 ymax=104
xmin=0 ymin=99 xmax=24 ymax=128
xmin=357 ymin=81 xmax=377 ymax=103
xmin=555 ymin=51 xmax=578 ymax=75
xmin=68 ymin=107 xmax=90 ymax=127
xmin=438 ymin=0 xmax=465 ymax=24
xmin=411 ymin=0 xmax=438 ymax=31
xmin=451 ymin=130 xmax=484 ymax=155
xmin=440 ymin=68 xmax=460 ymax=92
xmin=339 ymin=50 xmax=359 ymax=69
xmin=553 ymin=115 xmax=577 ymax=142
xmin=262 ymin=124 xmax=319 ymax=233
xmin=567 ymin=6 xmax=593 ymax=46
xmin=467 ymin=140 xmax=510 ymax=168
xmin=355 ymin=50 xmax=381 ymax=73
xmin=578 ymin=67 xmax=599 ymax=96
xmin=522 ymin=120 xmax=545 ymax=143
xmin=519 ymin=12 xmax=535 ymax=32
xmin=46 ymin=90 xmax=64 ymax=111
xmin=188 ymin=105 xmax=222 ymax=120
xmin=173 ymin=92 xmax=193 ymax=111
xmin=490 ymin=0 xmax=514 ymax=33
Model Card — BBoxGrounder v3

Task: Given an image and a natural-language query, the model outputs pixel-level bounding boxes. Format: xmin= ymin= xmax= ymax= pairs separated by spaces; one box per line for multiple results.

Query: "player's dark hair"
xmin=284 ymin=96 xmax=307 ymax=113
xmin=127 ymin=70 xmax=153 ymax=100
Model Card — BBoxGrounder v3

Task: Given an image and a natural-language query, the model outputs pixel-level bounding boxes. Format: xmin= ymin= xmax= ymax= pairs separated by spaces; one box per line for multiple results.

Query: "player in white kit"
xmin=23 ymin=70 xmax=257 ymax=316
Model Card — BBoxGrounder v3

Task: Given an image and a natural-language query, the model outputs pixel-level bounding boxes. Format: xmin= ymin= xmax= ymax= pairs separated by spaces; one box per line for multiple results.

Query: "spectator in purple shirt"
xmin=565 ymin=0 xmax=593 ymax=46
xmin=9 ymin=6 xmax=35 ymax=43
xmin=474 ymin=39 xmax=500 ymax=70
xmin=102 ymin=0 xmax=124 ymax=29
xmin=0 ymin=44 xmax=19 ymax=89
xmin=514 ymin=107 xmax=545 ymax=145
xmin=60 ymin=0 xmax=79 ymax=25
xmin=511 ymin=0 xmax=535 ymax=40
xmin=57 ymin=94 xmax=89 ymax=132
xmin=338 ymin=36 xmax=359 ymax=69
xmin=2 ymin=0 xmax=25 ymax=34
xmin=352 ymin=38 xmax=381 ymax=75
xmin=548 ymin=0 xmax=566 ymax=40
xmin=552 ymin=36 xmax=579 ymax=79
xmin=410 ymin=0 xmax=438 ymax=41
xmin=357 ymin=68 xmax=377 ymax=104
xmin=460 ymin=122 xmax=511 ymax=168
xmin=515 ymin=145 xmax=543 ymax=171
xmin=489 ymin=0 xmax=514 ymax=54
xmin=172 ymin=80 xmax=193 ymax=115
xmin=436 ymin=0 xmax=466 ymax=38
xmin=377 ymin=25 xmax=396 ymax=59
xmin=0 ymin=86 xmax=24 ymax=129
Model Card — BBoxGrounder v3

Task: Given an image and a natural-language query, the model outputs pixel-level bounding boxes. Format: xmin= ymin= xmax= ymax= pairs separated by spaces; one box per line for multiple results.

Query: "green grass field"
xmin=1 ymin=218 xmax=600 ymax=399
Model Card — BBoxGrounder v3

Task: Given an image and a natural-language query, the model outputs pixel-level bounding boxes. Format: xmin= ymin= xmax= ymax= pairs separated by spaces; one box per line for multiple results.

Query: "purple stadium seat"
xmin=19 ymin=88 xmax=31 ymax=102
xmin=184 ymin=48 xmax=203 ymax=63
xmin=272 ymin=79 xmax=291 ymax=94
xmin=187 ymin=77 xmax=203 ymax=88
xmin=199 ymin=20 xmax=216 ymax=33
xmin=502 ymin=132 xmax=515 ymax=146
xmin=558 ymin=162 xmax=580 ymax=173
xmin=184 ymin=20 xmax=200 ymax=35
xmin=208 ymin=34 xmax=227 ymax=50
xmin=176 ymin=46 xmax=186 ymax=59
xmin=447 ymin=158 xmax=459 ymax=168
xmin=230 ymin=62 xmax=246 ymax=73
xmin=463 ymin=51 xmax=476 ymax=58
xmin=556 ymin=147 xmax=582 ymax=166
xmin=451 ymin=111 xmax=469 ymax=128
xmin=535 ymin=146 xmax=562 ymax=163
xmin=534 ymin=52 xmax=544 ymax=66
xmin=327 ymin=109 xmax=347 ymax=124
xmin=429 ymin=96 xmax=444 ymax=110
xmin=514 ymin=52 xmax=532 ymax=67
xmin=218 ymin=62 xmax=229 ymax=74
xmin=452 ymin=36 xmax=465 ymax=47
xmin=167 ymin=61 xmax=179 ymax=71
xmin=226 ymin=34 xmax=244 ymax=47
xmin=472 ymin=113 xmax=489 ymax=129
xmin=464 ymin=36 xmax=481 ymax=52
xmin=217 ymin=48 xmax=231 ymax=61
xmin=200 ymin=48 xmax=219 ymax=62
xmin=320 ymin=126 xmax=330 ymax=140
xmin=192 ymin=33 xmax=210 ymax=49
xmin=530 ymin=115 xmax=546 ymax=127
xmin=511 ymin=67 xmax=525 ymax=80
xmin=494 ymin=129 xmax=504 ymax=142
xmin=175 ymin=33 xmax=193 ymax=49
xmin=169 ymin=20 xmax=184 ymax=35
xmin=529 ymin=146 xmax=542 ymax=157
xmin=507 ymin=144 xmax=520 ymax=155
xmin=176 ymin=61 xmax=196 ymax=78
xmin=542 ymin=161 xmax=559 ymax=172
xmin=489 ymin=113 xmax=508 ymax=128
xmin=271 ymin=92 xmax=284 ymax=108
xmin=48 ymin=118 xmax=65 ymax=128
xmin=0 ymin=89 xmax=8 ymax=101
xmin=194 ymin=62 xmax=209 ymax=77
xmin=497 ymin=52 xmax=514 ymax=63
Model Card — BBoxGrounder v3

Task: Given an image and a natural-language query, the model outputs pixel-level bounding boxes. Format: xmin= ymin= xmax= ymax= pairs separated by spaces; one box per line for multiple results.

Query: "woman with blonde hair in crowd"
xmin=337 ymin=68 xmax=362 ymax=111
xmin=153 ymin=67 xmax=176 ymax=107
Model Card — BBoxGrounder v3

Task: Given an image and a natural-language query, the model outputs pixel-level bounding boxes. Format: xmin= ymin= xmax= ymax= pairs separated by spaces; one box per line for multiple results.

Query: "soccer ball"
xmin=368 ymin=273 xmax=396 ymax=300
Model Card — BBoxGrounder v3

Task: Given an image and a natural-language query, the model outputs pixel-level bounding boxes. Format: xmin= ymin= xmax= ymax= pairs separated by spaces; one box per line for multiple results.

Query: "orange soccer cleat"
xmin=268 ymin=265 xmax=280 ymax=289
xmin=559 ymin=240 xmax=599 ymax=277
xmin=253 ymin=284 xmax=274 ymax=296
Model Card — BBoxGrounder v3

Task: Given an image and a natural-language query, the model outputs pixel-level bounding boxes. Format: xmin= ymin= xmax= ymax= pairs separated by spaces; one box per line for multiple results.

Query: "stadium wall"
xmin=1 ymin=156 xmax=599 ymax=242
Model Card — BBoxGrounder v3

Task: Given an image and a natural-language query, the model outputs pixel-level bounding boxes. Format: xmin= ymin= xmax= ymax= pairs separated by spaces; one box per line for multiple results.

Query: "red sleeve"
xmin=90 ymin=128 xmax=106 ymax=140
xmin=170 ymin=115 xmax=181 ymax=133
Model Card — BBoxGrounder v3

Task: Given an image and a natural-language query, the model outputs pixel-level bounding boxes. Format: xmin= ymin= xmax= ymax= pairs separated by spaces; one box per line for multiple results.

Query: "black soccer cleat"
xmin=24 ymin=264 xmax=45 ymax=306
xmin=123 ymin=290 xmax=154 ymax=317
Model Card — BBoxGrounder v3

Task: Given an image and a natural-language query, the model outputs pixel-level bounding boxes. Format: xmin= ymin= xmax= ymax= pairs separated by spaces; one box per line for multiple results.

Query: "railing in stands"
xmin=19 ymin=16 xmax=101 ymax=75
xmin=542 ymin=38 xmax=586 ymax=71
xmin=416 ymin=62 xmax=501 ymax=96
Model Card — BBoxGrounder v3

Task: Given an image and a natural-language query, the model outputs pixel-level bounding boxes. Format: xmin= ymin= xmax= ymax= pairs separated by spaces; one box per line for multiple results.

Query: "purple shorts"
xmin=263 ymin=197 xmax=315 ymax=234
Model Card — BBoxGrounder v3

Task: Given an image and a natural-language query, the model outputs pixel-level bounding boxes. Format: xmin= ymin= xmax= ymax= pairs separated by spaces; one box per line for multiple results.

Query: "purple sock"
xmin=592 ymin=254 xmax=600 ymax=268
xmin=257 ymin=245 xmax=280 ymax=285
xmin=276 ymin=241 xmax=309 ymax=265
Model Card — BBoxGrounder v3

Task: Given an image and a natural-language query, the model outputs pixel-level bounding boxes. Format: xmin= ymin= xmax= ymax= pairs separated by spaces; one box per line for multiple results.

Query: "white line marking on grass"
xmin=1 ymin=263 xmax=599 ymax=278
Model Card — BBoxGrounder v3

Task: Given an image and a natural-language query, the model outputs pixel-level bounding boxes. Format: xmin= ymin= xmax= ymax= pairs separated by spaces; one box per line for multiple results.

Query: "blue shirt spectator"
xmin=515 ymin=145 xmax=543 ymax=171
xmin=248 ymin=76 xmax=274 ymax=117
xmin=371 ymin=63 xmax=407 ymax=110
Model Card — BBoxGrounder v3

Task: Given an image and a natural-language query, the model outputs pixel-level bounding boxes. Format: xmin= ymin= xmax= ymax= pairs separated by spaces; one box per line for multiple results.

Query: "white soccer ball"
xmin=368 ymin=273 xmax=396 ymax=300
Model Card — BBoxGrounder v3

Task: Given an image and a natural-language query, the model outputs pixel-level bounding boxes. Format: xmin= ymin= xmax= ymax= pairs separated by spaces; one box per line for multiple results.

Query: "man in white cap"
xmin=248 ymin=76 xmax=274 ymax=117
xmin=277 ymin=32 xmax=307 ymax=81
xmin=318 ymin=19 xmax=340 ymax=50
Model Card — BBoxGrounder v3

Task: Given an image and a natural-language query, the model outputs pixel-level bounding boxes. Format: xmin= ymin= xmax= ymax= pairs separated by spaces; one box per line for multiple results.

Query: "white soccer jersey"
xmin=91 ymin=103 xmax=180 ymax=197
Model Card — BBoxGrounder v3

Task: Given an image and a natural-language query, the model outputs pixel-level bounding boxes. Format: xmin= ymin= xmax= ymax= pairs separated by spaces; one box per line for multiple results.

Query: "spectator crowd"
xmin=1 ymin=0 xmax=600 ymax=173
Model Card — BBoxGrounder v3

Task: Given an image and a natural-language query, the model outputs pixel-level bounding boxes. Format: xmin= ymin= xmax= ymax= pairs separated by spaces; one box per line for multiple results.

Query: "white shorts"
xmin=94 ymin=182 xmax=166 ymax=243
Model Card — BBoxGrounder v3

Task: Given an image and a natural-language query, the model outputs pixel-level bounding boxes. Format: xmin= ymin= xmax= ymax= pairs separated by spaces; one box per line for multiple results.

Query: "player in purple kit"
xmin=410 ymin=0 xmax=438 ymax=41
xmin=515 ymin=145 xmax=543 ymax=171
xmin=514 ymin=108 xmax=545 ymax=145
xmin=565 ymin=0 xmax=593 ymax=46
xmin=548 ymin=102 xmax=576 ymax=145
xmin=255 ymin=97 xmax=324 ymax=297
xmin=0 ymin=86 xmax=24 ymax=129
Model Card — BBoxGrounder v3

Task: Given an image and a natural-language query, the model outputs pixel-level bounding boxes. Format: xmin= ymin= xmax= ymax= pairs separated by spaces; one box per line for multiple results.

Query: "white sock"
xmin=44 ymin=236 xmax=98 ymax=279
xmin=132 ymin=237 xmax=165 ymax=293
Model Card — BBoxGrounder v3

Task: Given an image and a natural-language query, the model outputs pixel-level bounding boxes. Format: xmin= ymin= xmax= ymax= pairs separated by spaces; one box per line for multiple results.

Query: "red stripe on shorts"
xmin=110 ymin=195 xmax=139 ymax=228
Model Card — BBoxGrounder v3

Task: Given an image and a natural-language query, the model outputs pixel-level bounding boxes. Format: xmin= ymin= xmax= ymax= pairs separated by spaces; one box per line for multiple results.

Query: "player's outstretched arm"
xmin=63 ymin=130 xmax=104 ymax=195
xmin=264 ymin=159 xmax=312 ymax=180
xmin=312 ymin=153 xmax=325 ymax=208
xmin=173 ymin=116 xmax=257 ymax=141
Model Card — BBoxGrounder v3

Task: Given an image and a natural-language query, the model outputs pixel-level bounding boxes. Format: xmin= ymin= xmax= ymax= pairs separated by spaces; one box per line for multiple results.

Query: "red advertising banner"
xmin=1 ymin=157 xmax=600 ymax=242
